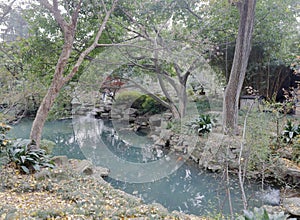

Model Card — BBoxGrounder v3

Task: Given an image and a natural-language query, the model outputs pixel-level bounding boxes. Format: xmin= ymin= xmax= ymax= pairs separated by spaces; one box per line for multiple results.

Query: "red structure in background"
xmin=100 ymin=76 xmax=126 ymax=101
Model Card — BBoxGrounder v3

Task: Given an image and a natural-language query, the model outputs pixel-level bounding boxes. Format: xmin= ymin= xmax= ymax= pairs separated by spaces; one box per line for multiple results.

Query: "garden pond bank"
xmin=6 ymin=118 xmax=300 ymax=218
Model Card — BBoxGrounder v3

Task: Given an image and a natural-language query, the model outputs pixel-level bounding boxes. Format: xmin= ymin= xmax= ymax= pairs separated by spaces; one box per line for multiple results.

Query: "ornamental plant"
xmin=189 ymin=114 xmax=216 ymax=135
xmin=7 ymin=141 xmax=55 ymax=174
xmin=281 ymin=120 xmax=300 ymax=143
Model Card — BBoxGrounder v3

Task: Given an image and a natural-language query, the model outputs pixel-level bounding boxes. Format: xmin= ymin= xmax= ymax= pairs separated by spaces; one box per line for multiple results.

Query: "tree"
xmin=223 ymin=0 xmax=257 ymax=135
xmin=99 ymin=0 xmax=211 ymax=119
xmin=29 ymin=0 xmax=118 ymax=149
xmin=206 ymin=0 xmax=299 ymax=98
xmin=0 ymin=0 xmax=17 ymax=25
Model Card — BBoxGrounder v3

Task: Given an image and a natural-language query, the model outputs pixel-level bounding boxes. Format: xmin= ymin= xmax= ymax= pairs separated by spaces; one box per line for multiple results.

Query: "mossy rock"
xmin=40 ymin=139 xmax=56 ymax=154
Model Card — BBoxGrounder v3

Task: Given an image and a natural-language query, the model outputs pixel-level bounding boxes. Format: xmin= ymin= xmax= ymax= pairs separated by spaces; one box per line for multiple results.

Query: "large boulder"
xmin=52 ymin=155 xmax=69 ymax=167
xmin=73 ymin=159 xmax=109 ymax=177
xmin=272 ymin=158 xmax=300 ymax=186
xmin=149 ymin=114 xmax=162 ymax=127
xmin=282 ymin=197 xmax=300 ymax=217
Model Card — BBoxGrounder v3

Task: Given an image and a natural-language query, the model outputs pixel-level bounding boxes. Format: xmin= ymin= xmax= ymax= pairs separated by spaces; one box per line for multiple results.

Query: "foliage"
xmin=115 ymin=90 xmax=142 ymax=105
xmin=243 ymin=112 xmax=274 ymax=172
xmin=48 ymin=85 xmax=73 ymax=120
xmin=6 ymin=141 xmax=54 ymax=174
xmin=115 ymin=91 xmax=167 ymax=115
xmin=188 ymin=114 xmax=216 ymax=135
xmin=290 ymin=135 xmax=300 ymax=163
xmin=0 ymin=123 xmax=11 ymax=165
xmin=281 ymin=120 xmax=300 ymax=143
xmin=134 ymin=95 xmax=168 ymax=115
xmin=0 ymin=123 xmax=11 ymax=149
xmin=236 ymin=207 xmax=288 ymax=220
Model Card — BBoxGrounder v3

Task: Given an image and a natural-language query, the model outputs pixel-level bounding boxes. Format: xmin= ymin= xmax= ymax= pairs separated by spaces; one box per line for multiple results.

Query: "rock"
xmin=52 ymin=155 xmax=68 ymax=167
xmin=283 ymin=197 xmax=300 ymax=216
xmin=110 ymin=113 xmax=122 ymax=119
xmin=75 ymin=159 xmax=94 ymax=175
xmin=73 ymin=159 xmax=110 ymax=177
xmin=151 ymin=202 xmax=169 ymax=214
xmin=162 ymin=112 xmax=173 ymax=120
xmin=258 ymin=189 xmax=280 ymax=206
xmin=149 ymin=114 xmax=162 ymax=127
xmin=124 ymin=108 xmax=137 ymax=115
xmin=104 ymin=105 xmax=112 ymax=112
xmin=276 ymin=147 xmax=293 ymax=160
xmin=34 ymin=168 xmax=51 ymax=180
xmin=273 ymin=158 xmax=300 ymax=185
xmin=159 ymin=129 xmax=172 ymax=140
xmin=173 ymin=145 xmax=187 ymax=153
xmin=154 ymin=138 xmax=166 ymax=147
xmin=94 ymin=166 xmax=110 ymax=177
xmin=40 ymin=139 xmax=56 ymax=154
xmin=261 ymin=205 xmax=285 ymax=216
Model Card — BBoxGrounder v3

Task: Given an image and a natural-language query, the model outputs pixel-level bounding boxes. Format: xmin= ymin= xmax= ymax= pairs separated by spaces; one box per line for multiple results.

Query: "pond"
xmin=8 ymin=117 xmax=279 ymax=217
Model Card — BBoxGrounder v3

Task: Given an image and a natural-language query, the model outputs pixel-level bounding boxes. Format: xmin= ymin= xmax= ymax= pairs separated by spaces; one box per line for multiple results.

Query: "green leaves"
xmin=282 ymin=120 xmax=300 ymax=143
xmin=6 ymin=140 xmax=55 ymax=174
xmin=188 ymin=114 xmax=216 ymax=135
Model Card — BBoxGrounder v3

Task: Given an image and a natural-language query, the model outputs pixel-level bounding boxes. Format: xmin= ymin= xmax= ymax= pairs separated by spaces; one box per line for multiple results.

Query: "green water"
xmin=8 ymin=118 xmax=278 ymax=217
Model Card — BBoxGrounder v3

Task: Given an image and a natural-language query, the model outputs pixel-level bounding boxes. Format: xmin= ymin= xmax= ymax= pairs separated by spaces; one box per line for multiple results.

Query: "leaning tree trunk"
xmin=223 ymin=0 xmax=256 ymax=135
xmin=29 ymin=0 xmax=117 ymax=149
xmin=30 ymin=75 xmax=66 ymax=148
xmin=30 ymin=30 xmax=74 ymax=149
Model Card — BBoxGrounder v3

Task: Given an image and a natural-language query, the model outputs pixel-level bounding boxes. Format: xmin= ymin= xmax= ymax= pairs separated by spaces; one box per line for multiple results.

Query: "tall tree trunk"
xmin=223 ymin=0 xmax=256 ymax=135
xmin=29 ymin=0 xmax=117 ymax=149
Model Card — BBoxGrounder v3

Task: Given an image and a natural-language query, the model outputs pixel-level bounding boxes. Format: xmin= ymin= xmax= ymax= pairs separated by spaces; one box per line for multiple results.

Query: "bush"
xmin=188 ymin=114 xmax=216 ymax=135
xmin=6 ymin=141 xmax=55 ymax=174
xmin=115 ymin=90 xmax=142 ymax=104
xmin=281 ymin=120 xmax=300 ymax=143
xmin=0 ymin=123 xmax=11 ymax=166
xmin=116 ymin=91 xmax=167 ymax=115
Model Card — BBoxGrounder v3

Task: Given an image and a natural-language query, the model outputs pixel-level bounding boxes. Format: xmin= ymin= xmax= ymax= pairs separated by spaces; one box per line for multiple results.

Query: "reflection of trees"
xmin=74 ymin=115 xmax=165 ymax=163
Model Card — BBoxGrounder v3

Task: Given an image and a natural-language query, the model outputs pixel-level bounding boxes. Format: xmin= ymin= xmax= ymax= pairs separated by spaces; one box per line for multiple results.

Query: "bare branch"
xmin=182 ymin=0 xmax=202 ymax=22
xmin=39 ymin=0 xmax=68 ymax=32
xmin=71 ymin=0 xmax=83 ymax=27
xmin=117 ymin=6 xmax=150 ymax=39
xmin=0 ymin=0 xmax=17 ymax=23
xmin=101 ymin=0 xmax=108 ymax=14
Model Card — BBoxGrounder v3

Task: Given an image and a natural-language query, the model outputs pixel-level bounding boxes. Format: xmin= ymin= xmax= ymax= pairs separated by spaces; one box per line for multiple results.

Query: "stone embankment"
xmin=72 ymin=95 xmax=300 ymax=219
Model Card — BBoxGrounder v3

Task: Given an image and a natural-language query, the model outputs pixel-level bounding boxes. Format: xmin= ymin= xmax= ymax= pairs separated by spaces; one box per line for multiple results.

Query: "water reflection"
xmin=8 ymin=118 xmax=85 ymax=160
xmin=9 ymin=118 xmax=275 ymax=216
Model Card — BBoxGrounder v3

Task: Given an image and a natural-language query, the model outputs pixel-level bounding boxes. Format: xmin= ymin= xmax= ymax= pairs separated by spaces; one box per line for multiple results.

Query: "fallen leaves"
xmin=0 ymin=164 xmax=209 ymax=219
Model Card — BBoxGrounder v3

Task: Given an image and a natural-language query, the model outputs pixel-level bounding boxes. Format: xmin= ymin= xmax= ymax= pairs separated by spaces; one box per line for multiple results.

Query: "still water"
xmin=8 ymin=117 xmax=277 ymax=216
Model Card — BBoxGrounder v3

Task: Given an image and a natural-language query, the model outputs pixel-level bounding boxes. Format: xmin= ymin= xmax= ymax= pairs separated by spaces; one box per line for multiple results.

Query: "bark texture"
xmin=30 ymin=0 xmax=118 ymax=149
xmin=223 ymin=0 xmax=257 ymax=135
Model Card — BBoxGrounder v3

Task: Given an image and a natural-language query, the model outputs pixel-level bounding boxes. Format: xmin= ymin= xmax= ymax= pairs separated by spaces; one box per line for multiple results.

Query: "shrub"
xmin=281 ymin=120 xmax=300 ymax=143
xmin=116 ymin=91 xmax=167 ymax=115
xmin=115 ymin=90 xmax=142 ymax=105
xmin=7 ymin=141 xmax=55 ymax=174
xmin=188 ymin=114 xmax=216 ymax=135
